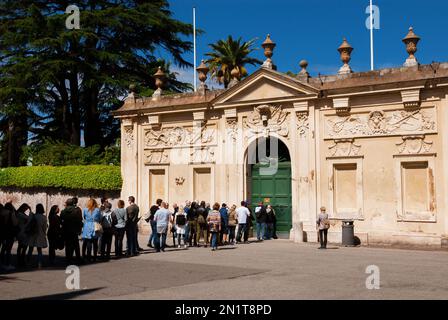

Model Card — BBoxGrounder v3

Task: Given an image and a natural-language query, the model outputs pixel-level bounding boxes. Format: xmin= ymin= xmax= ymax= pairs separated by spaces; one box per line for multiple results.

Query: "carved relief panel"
xmin=324 ymin=107 xmax=437 ymax=139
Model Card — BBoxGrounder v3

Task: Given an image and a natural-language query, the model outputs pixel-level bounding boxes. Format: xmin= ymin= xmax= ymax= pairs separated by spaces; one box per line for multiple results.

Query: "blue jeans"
xmin=155 ymin=233 xmax=167 ymax=252
xmin=148 ymin=220 xmax=157 ymax=246
xmin=210 ymin=232 xmax=218 ymax=249
xmin=236 ymin=223 xmax=246 ymax=242
xmin=257 ymin=222 xmax=267 ymax=240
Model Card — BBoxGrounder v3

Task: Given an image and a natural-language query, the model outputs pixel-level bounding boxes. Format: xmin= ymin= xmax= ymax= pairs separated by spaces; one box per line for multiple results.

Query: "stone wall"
xmin=0 ymin=187 xmax=121 ymax=214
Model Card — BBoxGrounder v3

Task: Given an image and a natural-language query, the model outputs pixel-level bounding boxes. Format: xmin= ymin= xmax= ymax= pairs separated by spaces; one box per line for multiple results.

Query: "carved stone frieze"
xmin=325 ymin=107 xmax=436 ymax=139
xmin=144 ymin=125 xmax=215 ymax=148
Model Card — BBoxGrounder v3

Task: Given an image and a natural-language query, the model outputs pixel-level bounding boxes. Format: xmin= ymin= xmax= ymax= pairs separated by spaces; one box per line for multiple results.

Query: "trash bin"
xmin=342 ymin=220 xmax=355 ymax=246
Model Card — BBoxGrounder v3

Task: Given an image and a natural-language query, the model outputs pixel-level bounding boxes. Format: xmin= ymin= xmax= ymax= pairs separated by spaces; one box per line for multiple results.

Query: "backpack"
xmin=176 ymin=214 xmax=186 ymax=226
xmin=101 ymin=213 xmax=112 ymax=229
xmin=111 ymin=211 xmax=118 ymax=227
xmin=323 ymin=218 xmax=331 ymax=230
xmin=197 ymin=214 xmax=206 ymax=226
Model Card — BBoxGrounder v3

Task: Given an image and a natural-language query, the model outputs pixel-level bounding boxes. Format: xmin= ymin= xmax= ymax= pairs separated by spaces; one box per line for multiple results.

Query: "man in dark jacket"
xmin=60 ymin=198 xmax=83 ymax=265
xmin=126 ymin=196 xmax=140 ymax=256
xmin=256 ymin=203 xmax=268 ymax=241
xmin=243 ymin=202 xmax=254 ymax=243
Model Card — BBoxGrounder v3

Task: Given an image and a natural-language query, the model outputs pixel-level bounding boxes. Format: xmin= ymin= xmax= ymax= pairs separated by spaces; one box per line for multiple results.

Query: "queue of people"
xmin=145 ymin=199 xmax=278 ymax=252
xmin=0 ymin=196 xmax=279 ymax=272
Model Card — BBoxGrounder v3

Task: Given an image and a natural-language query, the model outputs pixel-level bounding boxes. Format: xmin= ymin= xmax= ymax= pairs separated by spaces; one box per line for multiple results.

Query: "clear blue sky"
xmin=164 ymin=0 xmax=448 ymax=87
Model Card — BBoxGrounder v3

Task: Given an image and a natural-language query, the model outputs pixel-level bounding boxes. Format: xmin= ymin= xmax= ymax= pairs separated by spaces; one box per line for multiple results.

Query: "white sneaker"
xmin=184 ymin=245 xmax=187 ymax=249
xmin=177 ymin=245 xmax=181 ymax=248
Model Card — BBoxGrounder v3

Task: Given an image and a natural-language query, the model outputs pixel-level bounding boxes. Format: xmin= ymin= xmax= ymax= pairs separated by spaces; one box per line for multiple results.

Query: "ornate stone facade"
xmin=114 ymin=60 xmax=448 ymax=248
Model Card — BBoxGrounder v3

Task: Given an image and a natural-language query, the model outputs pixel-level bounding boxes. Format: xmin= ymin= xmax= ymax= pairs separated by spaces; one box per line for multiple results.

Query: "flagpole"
xmin=370 ymin=0 xmax=374 ymax=70
xmin=193 ymin=7 xmax=197 ymax=92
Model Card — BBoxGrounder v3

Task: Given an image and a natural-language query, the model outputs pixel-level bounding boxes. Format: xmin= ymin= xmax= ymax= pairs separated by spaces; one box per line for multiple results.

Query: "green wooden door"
xmin=250 ymin=162 xmax=292 ymax=232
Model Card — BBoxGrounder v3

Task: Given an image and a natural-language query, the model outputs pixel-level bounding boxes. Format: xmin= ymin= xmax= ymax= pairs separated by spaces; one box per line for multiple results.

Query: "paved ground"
xmin=1 ymin=235 xmax=448 ymax=300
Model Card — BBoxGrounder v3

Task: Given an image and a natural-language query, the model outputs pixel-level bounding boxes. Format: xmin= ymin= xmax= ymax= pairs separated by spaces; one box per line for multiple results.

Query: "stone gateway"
xmin=113 ymin=31 xmax=448 ymax=248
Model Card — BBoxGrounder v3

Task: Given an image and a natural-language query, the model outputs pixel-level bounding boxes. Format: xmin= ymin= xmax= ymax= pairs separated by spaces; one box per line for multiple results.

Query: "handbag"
xmin=94 ymin=221 xmax=103 ymax=234
xmin=323 ymin=218 xmax=331 ymax=230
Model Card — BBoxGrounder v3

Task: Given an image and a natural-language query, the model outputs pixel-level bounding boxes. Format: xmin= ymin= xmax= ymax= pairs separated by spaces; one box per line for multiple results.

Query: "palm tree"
xmin=205 ymin=36 xmax=262 ymax=88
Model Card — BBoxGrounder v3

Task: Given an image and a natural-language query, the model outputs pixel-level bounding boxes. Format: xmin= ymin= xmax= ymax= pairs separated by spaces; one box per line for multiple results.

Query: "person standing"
xmin=316 ymin=206 xmax=330 ymax=249
xmin=61 ymin=198 xmax=83 ymax=265
xmin=196 ymin=201 xmax=208 ymax=247
xmin=265 ymin=205 xmax=275 ymax=240
xmin=16 ymin=203 xmax=32 ymax=267
xmin=174 ymin=205 xmax=187 ymax=249
xmin=207 ymin=203 xmax=221 ymax=251
xmin=147 ymin=198 xmax=162 ymax=248
xmin=112 ymin=200 xmax=127 ymax=257
xmin=227 ymin=205 xmax=237 ymax=245
xmin=81 ymin=199 xmax=102 ymax=262
xmin=47 ymin=205 xmax=63 ymax=265
xmin=236 ymin=201 xmax=250 ymax=243
xmin=219 ymin=203 xmax=229 ymax=245
xmin=170 ymin=203 xmax=179 ymax=247
xmin=183 ymin=201 xmax=191 ymax=244
xmin=187 ymin=202 xmax=198 ymax=247
xmin=255 ymin=203 xmax=267 ymax=241
xmin=26 ymin=204 xmax=48 ymax=269
xmin=126 ymin=196 xmax=139 ymax=256
xmin=0 ymin=203 xmax=18 ymax=271
xmin=100 ymin=202 xmax=114 ymax=260
xmin=243 ymin=202 xmax=254 ymax=243
xmin=154 ymin=202 xmax=171 ymax=252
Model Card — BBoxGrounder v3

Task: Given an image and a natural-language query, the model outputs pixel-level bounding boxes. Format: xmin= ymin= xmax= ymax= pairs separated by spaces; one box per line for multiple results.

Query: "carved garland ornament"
xmin=327 ymin=139 xmax=361 ymax=157
xmin=243 ymin=104 xmax=289 ymax=139
xmin=396 ymin=135 xmax=433 ymax=154
xmin=123 ymin=127 xmax=134 ymax=149
xmin=296 ymin=112 xmax=309 ymax=138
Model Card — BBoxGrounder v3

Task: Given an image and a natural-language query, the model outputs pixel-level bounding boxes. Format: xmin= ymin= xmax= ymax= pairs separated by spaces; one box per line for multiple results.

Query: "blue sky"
xmin=164 ymin=0 xmax=448 ymax=88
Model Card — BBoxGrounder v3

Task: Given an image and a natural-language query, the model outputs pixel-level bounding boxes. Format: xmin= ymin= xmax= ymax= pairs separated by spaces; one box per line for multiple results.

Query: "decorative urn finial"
xmin=196 ymin=59 xmax=209 ymax=93
xmin=152 ymin=66 xmax=165 ymax=99
xmin=228 ymin=67 xmax=240 ymax=88
xmin=402 ymin=27 xmax=420 ymax=67
xmin=297 ymin=59 xmax=310 ymax=82
xmin=261 ymin=34 xmax=276 ymax=70
xmin=337 ymin=38 xmax=354 ymax=75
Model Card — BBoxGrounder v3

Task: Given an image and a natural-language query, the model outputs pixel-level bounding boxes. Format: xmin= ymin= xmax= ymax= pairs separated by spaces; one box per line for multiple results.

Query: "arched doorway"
xmin=246 ymin=137 xmax=292 ymax=236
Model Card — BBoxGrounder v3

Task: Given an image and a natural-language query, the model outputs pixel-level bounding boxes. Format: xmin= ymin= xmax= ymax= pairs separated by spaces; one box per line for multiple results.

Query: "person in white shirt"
xmin=154 ymin=202 xmax=171 ymax=252
xmin=235 ymin=201 xmax=250 ymax=243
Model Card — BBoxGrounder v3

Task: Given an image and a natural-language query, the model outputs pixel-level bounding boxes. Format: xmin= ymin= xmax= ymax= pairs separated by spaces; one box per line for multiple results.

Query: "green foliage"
xmin=21 ymin=139 xmax=121 ymax=166
xmin=0 ymin=165 xmax=122 ymax=191
xmin=206 ymin=36 xmax=262 ymax=88
xmin=0 ymin=0 xmax=195 ymax=166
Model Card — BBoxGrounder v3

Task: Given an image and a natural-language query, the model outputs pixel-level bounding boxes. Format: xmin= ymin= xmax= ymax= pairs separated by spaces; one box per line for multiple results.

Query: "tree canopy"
xmin=0 ymin=0 xmax=194 ymax=167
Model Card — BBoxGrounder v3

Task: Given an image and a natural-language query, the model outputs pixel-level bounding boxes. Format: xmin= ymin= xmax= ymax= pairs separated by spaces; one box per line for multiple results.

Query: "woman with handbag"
xmin=47 ymin=205 xmax=63 ymax=265
xmin=81 ymin=198 xmax=102 ymax=262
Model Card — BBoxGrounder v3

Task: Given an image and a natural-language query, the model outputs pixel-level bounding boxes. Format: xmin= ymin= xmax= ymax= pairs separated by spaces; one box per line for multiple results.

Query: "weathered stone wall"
xmin=0 ymin=187 xmax=121 ymax=214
